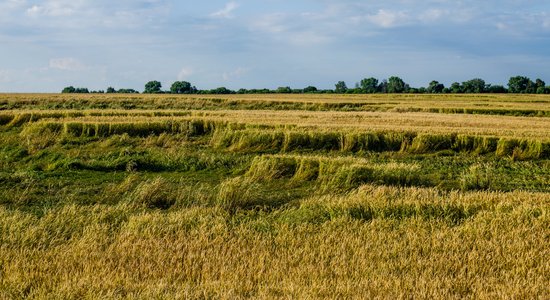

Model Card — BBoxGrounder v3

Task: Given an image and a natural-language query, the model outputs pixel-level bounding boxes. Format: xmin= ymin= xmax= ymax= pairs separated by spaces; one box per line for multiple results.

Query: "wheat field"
xmin=0 ymin=94 xmax=549 ymax=299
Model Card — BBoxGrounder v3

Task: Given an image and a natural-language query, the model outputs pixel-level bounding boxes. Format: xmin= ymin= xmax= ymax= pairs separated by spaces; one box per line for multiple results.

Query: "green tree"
xmin=210 ymin=87 xmax=233 ymax=94
xmin=144 ymin=81 xmax=162 ymax=94
xmin=359 ymin=77 xmax=378 ymax=93
xmin=74 ymin=88 xmax=89 ymax=93
xmin=276 ymin=86 xmax=292 ymax=93
xmin=378 ymin=80 xmax=388 ymax=93
xmin=450 ymin=82 xmax=463 ymax=93
xmin=535 ymin=79 xmax=546 ymax=94
xmin=462 ymin=78 xmax=486 ymax=93
xmin=387 ymin=76 xmax=407 ymax=93
xmin=106 ymin=87 xmax=116 ymax=93
xmin=335 ymin=81 xmax=348 ymax=93
xmin=303 ymin=86 xmax=318 ymax=93
xmin=170 ymin=81 xmax=195 ymax=94
xmin=487 ymin=85 xmax=507 ymax=93
xmin=427 ymin=81 xmax=445 ymax=93
xmin=118 ymin=89 xmax=139 ymax=94
xmin=508 ymin=76 xmax=532 ymax=93
xmin=62 ymin=86 xmax=76 ymax=93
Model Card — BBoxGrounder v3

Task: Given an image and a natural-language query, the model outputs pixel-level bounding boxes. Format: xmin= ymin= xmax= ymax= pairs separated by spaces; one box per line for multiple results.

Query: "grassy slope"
xmin=0 ymin=94 xmax=549 ymax=299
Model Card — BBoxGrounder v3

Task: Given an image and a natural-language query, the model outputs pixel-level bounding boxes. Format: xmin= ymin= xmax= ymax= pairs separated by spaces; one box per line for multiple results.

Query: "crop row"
xmin=1 ymin=94 xmax=550 ymax=116
xmin=14 ymin=118 xmax=550 ymax=160
xmin=211 ymin=128 xmax=550 ymax=160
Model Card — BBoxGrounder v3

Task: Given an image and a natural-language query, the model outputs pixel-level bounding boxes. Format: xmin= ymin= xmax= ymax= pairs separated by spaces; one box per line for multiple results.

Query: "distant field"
xmin=0 ymin=94 xmax=549 ymax=298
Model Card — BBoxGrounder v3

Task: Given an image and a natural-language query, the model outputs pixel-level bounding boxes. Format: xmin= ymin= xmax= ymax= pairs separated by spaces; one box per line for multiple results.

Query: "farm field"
xmin=0 ymin=93 xmax=549 ymax=298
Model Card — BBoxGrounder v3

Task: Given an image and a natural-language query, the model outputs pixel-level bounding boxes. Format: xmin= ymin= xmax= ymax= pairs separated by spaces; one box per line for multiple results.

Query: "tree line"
xmin=62 ymin=76 xmax=550 ymax=95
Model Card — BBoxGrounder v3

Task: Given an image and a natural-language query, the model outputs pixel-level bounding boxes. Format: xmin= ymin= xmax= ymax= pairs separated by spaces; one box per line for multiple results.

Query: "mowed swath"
xmin=2 ymin=93 xmax=550 ymax=115
xmin=0 ymin=94 xmax=549 ymax=299
xmin=4 ymin=109 xmax=550 ymax=138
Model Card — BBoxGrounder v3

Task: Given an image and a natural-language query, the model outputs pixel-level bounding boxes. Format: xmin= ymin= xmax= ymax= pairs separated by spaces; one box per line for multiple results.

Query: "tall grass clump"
xmin=19 ymin=122 xmax=64 ymax=153
xmin=318 ymin=163 xmax=374 ymax=192
xmin=341 ymin=132 xmax=383 ymax=152
xmin=7 ymin=113 xmax=34 ymax=127
xmin=216 ymin=177 xmax=260 ymax=213
xmin=0 ymin=114 xmax=15 ymax=126
xmin=282 ymin=131 xmax=341 ymax=152
xmin=453 ymin=135 xmax=498 ymax=154
xmin=496 ymin=139 xmax=550 ymax=160
xmin=244 ymin=155 xmax=425 ymax=192
xmin=128 ymin=177 xmax=175 ymax=209
xmin=291 ymin=158 xmax=321 ymax=182
xmin=59 ymin=120 xmax=223 ymax=138
xmin=213 ymin=129 xmax=286 ymax=152
xmin=408 ymin=134 xmax=456 ymax=154
xmin=460 ymin=163 xmax=495 ymax=191
xmin=245 ymin=156 xmax=298 ymax=181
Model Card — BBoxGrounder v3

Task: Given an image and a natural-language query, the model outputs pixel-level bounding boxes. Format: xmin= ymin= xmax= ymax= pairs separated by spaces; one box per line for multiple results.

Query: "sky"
xmin=1 ymin=0 xmax=550 ymax=92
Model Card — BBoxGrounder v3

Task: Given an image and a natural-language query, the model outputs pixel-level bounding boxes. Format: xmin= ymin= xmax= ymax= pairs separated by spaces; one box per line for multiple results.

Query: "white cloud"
xmin=287 ymin=31 xmax=332 ymax=46
xmin=538 ymin=13 xmax=550 ymax=29
xmin=496 ymin=22 xmax=508 ymax=31
xmin=251 ymin=13 xmax=289 ymax=34
xmin=222 ymin=67 xmax=248 ymax=81
xmin=419 ymin=9 xmax=449 ymax=23
xmin=177 ymin=67 xmax=194 ymax=81
xmin=49 ymin=58 xmax=85 ymax=71
xmin=211 ymin=2 xmax=239 ymax=19
xmin=0 ymin=70 xmax=11 ymax=82
xmin=366 ymin=9 xmax=409 ymax=28
xmin=249 ymin=13 xmax=334 ymax=46
xmin=26 ymin=2 xmax=76 ymax=17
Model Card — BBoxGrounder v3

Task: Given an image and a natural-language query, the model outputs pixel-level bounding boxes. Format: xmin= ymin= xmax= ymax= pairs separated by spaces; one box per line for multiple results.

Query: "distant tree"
xmin=535 ymin=79 xmax=546 ymax=94
xmin=486 ymin=85 xmax=507 ymax=93
xmin=450 ymin=82 xmax=463 ymax=93
xmin=210 ymin=87 xmax=233 ymax=94
xmin=359 ymin=77 xmax=379 ymax=93
xmin=303 ymin=86 xmax=318 ymax=93
xmin=462 ymin=78 xmax=486 ymax=93
xmin=427 ymin=81 xmax=445 ymax=93
xmin=106 ymin=87 xmax=116 ymax=93
xmin=335 ymin=81 xmax=348 ymax=93
xmin=258 ymin=88 xmax=271 ymax=94
xmin=347 ymin=88 xmax=362 ymax=94
xmin=417 ymin=87 xmax=427 ymax=94
xmin=118 ymin=89 xmax=139 ymax=94
xmin=387 ymin=76 xmax=407 ymax=93
xmin=62 ymin=86 xmax=76 ymax=93
xmin=73 ymin=87 xmax=89 ymax=93
xmin=508 ymin=76 xmax=533 ymax=94
xmin=170 ymin=81 xmax=196 ymax=94
xmin=144 ymin=81 xmax=162 ymax=94
xmin=276 ymin=86 xmax=292 ymax=93
xmin=378 ymin=80 xmax=388 ymax=93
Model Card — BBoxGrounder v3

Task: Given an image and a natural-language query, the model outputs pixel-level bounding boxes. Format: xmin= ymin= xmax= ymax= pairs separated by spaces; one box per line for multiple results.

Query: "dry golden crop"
xmin=0 ymin=93 xmax=549 ymax=299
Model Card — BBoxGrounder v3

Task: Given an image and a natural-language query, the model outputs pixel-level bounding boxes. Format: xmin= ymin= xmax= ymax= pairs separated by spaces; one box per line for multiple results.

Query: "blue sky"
xmin=1 ymin=0 xmax=550 ymax=92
